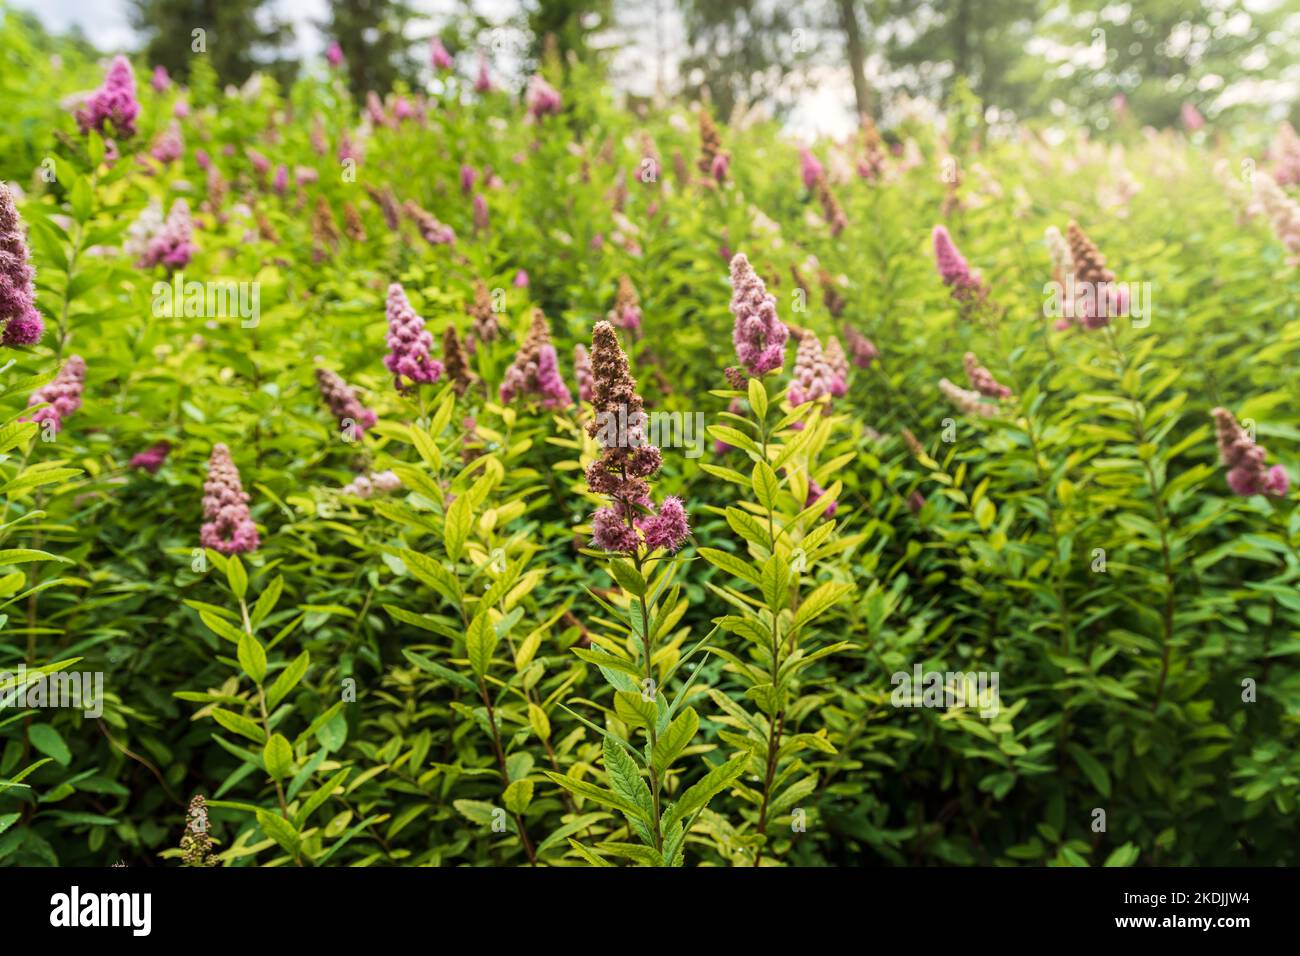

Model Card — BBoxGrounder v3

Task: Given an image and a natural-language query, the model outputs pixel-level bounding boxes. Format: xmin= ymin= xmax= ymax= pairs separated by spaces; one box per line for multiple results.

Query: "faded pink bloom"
xmin=342 ymin=470 xmax=402 ymax=498
xmin=273 ymin=164 xmax=288 ymax=194
xmin=384 ymin=283 xmax=444 ymax=390
xmin=574 ymin=343 xmax=594 ymax=402
xmin=1181 ymin=103 xmax=1205 ymax=131
xmin=151 ymin=65 xmax=170 ymax=93
xmin=201 ymin=443 xmax=259 ymax=555
xmin=430 ymin=37 xmax=454 ymax=71
xmin=75 ymin=56 xmax=140 ymax=138
xmin=939 ymin=377 xmax=998 ymax=418
xmin=932 ymin=225 xmax=982 ymax=293
xmin=316 ymin=367 xmax=377 ymax=434
xmin=513 ymin=269 xmax=529 ymax=288
xmin=327 ymin=42 xmax=344 ymax=68
xmin=136 ymin=200 xmax=194 ymax=270
xmin=24 ymin=356 xmax=85 ymax=432
xmin=788 ymin=331 xmax=836 ymax=409
xmin=1213 ymin=407 xmax=1289 ymax=497
xmin=500 ymin=310 xmax=571 ymax=409
xmin=825 ymin=336 xmax=849 ymax=397
xmin=844 ymin=327 xmax=878 ymax=369
xmin=460 ymin=163 xmax=477 ymax=195
xmin=195 ymin=148 xmax=211 ymax=171
xmin=473 ymin=193 xmax=489 ymax=233
xmin=729 ymin=253 xmax=788 ymax=376
xmin=799 ymin=147 xmax=824 ymax=190
xmin=0 ymin=183 xmax=44 ymax=346
xmin=805 ymin=479 xmax=837 ymax=517
xmin=247 ymin=148 xmax=270 ymax=176
xmin=131 ymin=441 xmax=171 ymax=474
xmin=296 ymin=166 xmax=319 ymax=186
xmin=963 ymin=351 xmax=1012 ymax=399
xmin=150 ymin=122 xmax=183 ymax=165
xmin=525 ymin=75 xmax=562 ymax=119
xmin=474 ymin=52 xmax=494 ymax=93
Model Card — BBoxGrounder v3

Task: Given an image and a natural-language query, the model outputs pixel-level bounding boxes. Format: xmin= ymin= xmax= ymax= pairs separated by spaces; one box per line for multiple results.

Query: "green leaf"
xmin=444 ymin=494 xmax=473 ymax=562
xmin=748 ymin=377 xmax=768 ymax=421
xmin=603 ymin=735 xmax=655 ymax=822
xmin=614 ymin=690 xmax=657 ymax=729
xmin=752 ymin=462 xmax=781 ymax=512
xmin=661 ymin=751 xmax=749 ymax=833
xmin=651 ymin=707 xmax=699 ymax=777
xmin=503 ymin=779 xmax=534 ymax=815
xmin=466 ymin=611 xmax=498 ymax=678
xmin=256 ymin=809 xmax=301 ymax=856
xmin=698 ymin=547 xmax=761 ymax=587
xmin=607 ymin=558 xmax=647 ymax=597
xmin=237 ymin=631 xmax=268 ymax=684
xmin=226 ymin=557 xmax=248 ymax=600
xmin=266 ymin=651 xmax=310 ymax=709
xmin=1068 ymin=744 xmax=1111 ymax=798
xmin=250 ymin=576 xmax=284 ymax=629
xmin=211 ymin=708 xmax=266 ymax=744
xmin=27 ymin=724 xmax=71 ymax=766
xmin=263 ymin=734 xmax=294 ymax=779
xmin=543 ymin=771 xmax=644 ymax=819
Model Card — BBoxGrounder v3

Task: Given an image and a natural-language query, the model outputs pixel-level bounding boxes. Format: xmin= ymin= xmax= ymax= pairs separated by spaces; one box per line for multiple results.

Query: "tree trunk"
xmin=836 ymin=0 xmax=873 ymax=120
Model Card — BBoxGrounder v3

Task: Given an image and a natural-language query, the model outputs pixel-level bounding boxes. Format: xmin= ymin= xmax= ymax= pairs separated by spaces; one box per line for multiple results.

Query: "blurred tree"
xmin=836 ymin=0 xmax=874 ymax=119
xmin=129 ymin=0 xmax=297 ymax=87
xmin=528 ymin=0 xmax=614 ymax=69
xmin=877 ymin=0 xmax=1047 ymax=120
xmin=1037 ymin=0 xmax=1300 ymax=129
xmin=678 ymin=0 xmax=823 ymax=120
xmin=321 ymin=0 xmax=422 ymax=98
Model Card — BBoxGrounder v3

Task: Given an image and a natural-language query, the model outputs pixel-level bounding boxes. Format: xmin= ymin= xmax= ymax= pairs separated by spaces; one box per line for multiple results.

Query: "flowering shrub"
xmin=0 ymin=17 xmax=1297 ymax=871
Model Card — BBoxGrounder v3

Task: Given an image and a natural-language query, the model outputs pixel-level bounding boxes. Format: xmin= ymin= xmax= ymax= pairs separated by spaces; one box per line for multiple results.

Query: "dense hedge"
xmin=1 ymin=19 xmax=1298 ymax=867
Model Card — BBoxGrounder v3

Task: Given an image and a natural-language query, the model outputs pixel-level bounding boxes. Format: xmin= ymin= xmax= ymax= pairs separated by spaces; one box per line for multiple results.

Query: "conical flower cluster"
xmin=844 ymin=326 xmax=878 ymax=369
xmin=499 ymin=310 xmax=572 ymax=409
xmin=825 ymin=336 xmax=849 ymax=397
xmin=525 ymin=75 xmax=562 ymax=119
xmin=130 ymin=441 xmax=171 ymax=474
xmin=200 ymin=443 xmax=259 ymax=555
xmin=697 ymin=110 xmax=729 ymax=184
xmin=132 ymin=199 xmax=194 ymax=271
xmin=1066 ymin=220 xmax=1125 ymax=329
xmin=442 ymin=325 xmax=475 ymax=397
xmin=75 ymin=55 xmax=140 ymax=138
xmin=1253 ymin=173 xmax=1300 ymax=263
xmin=730 ymin=253 xmax=788 ymax=376
xmin=788 ymin=331 xmax=837 ymax=409
xmin=939 ymin=377 xmax=998 ymax=418
xmin=403 ymin=201 xmax=455 ymax=246
xmin=0 ymin=183 xmax=43 ymax=346
xmin=963 ymin=352 xmax=1012 ymax=399
xmin=1212 ymin=407 xmax=1289 ymax=497
xmin=25 ymin=355 xmax=86 ymax=432
xmin=1267 ymin=121 xmax=1300 ymax=186
xmin=316 ymin=367 xmax=377 ymax=434
xmin=608 ymin=275 xmax=642 ymax=336
xmin=384 ymin=283 xmax=443 ymax=390
xmin=179 ymin=795 xmax=219 ymax=867
xmin=585 ymin=321 xmax=688 ymax=554
xmin=932 ymin=225 xmax=988 ymax=310
xmin=468 ymin=279 xmax=499 ymax=342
